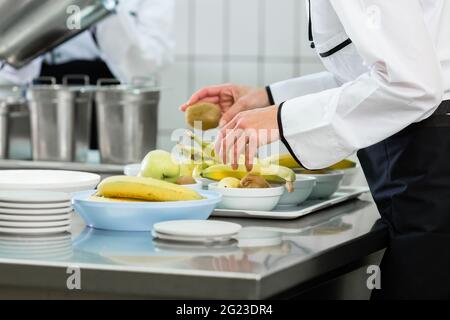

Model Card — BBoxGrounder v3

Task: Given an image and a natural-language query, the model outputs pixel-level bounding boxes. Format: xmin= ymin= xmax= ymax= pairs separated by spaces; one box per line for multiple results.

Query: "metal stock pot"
xmin=27 ymin=76 xmax=94 ymax=162
xmin=95 ymin=78 xmax=160 ymax=164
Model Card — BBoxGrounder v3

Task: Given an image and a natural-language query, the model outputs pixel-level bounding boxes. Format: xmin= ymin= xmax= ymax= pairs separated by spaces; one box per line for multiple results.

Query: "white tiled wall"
xmin=157 ymin=0 xmax=325 ymax=149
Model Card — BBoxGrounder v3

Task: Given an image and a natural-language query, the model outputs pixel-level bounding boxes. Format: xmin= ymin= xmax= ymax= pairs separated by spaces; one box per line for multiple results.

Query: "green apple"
xmin=139 ymin=150 xmax=180 ymax=183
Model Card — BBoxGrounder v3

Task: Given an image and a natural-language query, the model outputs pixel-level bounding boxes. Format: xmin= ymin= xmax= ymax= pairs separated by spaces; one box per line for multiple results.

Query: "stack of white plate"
xmin=0 ymin=191 xmax=72 ymax=235
xmin=0 ymin=233 xmax=73 ymax=260
xmin=152 ymin=220 xmax=242 ymax=244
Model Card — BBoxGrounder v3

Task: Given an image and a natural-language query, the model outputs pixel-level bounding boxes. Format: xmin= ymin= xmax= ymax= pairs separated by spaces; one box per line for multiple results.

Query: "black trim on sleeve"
xmin=277 ymin=103 xmax=313 ymax=170
xmin=308 ymin=0 xmax=315 ymax=49
xmin=266 ymin=86 xmax=275 ymax=105
xmin=319 ymin=38 xmax=353 ymax=58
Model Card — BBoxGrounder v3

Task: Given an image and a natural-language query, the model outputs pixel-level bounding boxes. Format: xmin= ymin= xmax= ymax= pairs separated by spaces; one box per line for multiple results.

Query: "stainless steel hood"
xmin=0 ymin=0 xmax=117 ymax=68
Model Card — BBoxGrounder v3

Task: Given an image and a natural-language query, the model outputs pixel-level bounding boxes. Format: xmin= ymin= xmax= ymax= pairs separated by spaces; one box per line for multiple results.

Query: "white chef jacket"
xmin=0 ymin=0 xmax=175 ymax=84
xmin=270 ymin=0 xmax=450 ymax=169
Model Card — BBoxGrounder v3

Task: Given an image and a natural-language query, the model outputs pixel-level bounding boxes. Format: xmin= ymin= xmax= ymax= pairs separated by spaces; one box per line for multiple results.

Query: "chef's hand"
xmin=180 ymin=84 xmax=270 ymax=127
xmin=215 ymin=105 xmax=280 ymax=171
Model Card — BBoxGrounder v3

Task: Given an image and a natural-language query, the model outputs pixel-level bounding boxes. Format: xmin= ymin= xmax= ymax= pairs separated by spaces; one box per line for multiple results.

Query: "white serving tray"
xmin=212 ymin=186 xmax=370 ymax=220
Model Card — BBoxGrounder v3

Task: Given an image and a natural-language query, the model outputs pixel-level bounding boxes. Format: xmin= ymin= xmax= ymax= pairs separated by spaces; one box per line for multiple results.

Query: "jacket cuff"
xmin=277 ymin=102 xmax=311 ymax=170
xmin=266 ymin=86 xmax=275 ymax=105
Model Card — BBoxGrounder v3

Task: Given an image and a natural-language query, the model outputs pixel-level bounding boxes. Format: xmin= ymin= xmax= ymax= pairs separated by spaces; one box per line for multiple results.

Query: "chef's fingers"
xmin=214 ymin=115 xmax=240 ymax=156
xmin=185 ymin=84 xmax=232 ymax=106
xmin=220 ymin=128 xmax=243 ymax=165
xmin=232 ymin=134 xmax=249 ymax=170
xmin=245 ymin=131 xmax=258 ymax=172
xmin=180 ymin=96 xmax=221 ymax=111
xmin=219 ymin=98 xmax=249 ymax=127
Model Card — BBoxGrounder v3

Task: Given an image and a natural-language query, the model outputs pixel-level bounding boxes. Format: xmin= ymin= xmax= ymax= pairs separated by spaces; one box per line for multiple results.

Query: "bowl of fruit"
xmin=72 ymin=176 xmax=222 ymax=232
xmin=208 ymin=174 xmax=286 ymax=211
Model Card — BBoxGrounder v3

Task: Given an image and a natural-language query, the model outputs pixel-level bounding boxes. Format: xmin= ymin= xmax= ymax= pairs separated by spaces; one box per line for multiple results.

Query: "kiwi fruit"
xmin=186 ymin=102 xmax=222 ymax=131
xmin=175 ymin=176 xmax=197 ymax=185
xmin=240 ymin=174 xmax=271 ymax=189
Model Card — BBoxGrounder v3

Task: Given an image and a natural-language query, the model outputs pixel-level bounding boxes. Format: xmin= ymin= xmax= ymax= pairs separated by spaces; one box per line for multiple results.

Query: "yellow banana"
xmin=262 ymin=153 xmax=301 ymax=169
xmin=328 ymin=159 xmax=357 ymax=170
xmin=97 ymin=176 xmax=203 ymax=202
xmin=263 ymin=153 xmax=357 ymax=170
xmin=201 ymin=164 xmax=296 ymax=184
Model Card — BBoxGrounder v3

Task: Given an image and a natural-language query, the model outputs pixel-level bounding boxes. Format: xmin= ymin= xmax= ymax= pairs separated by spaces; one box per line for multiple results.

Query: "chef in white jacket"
xmin=0 ymin=0 xmax=175 ymax=85
xmin=182 ymin=0 xmax=450 ymax=299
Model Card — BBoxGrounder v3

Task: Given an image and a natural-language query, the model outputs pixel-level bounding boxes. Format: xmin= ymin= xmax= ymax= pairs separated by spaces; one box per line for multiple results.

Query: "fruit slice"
xmin=97 ymin=176 xmax=203 ymax=202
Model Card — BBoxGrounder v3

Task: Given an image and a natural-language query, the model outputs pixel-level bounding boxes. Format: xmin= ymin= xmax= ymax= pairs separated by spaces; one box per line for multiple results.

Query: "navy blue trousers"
xmin=358 ymin=101 xmax=450 ymax=299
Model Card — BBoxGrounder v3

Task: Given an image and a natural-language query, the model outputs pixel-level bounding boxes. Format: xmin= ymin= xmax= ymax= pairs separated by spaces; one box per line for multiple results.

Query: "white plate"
xmin=0 ymin=225 xmax=71 ymax=235
xmin=0 ymin=201 xmax=72 ymax=209
xmin=0 ymin=233 xmax=72 ymax=242
xmin=154 ymin=220 xmax=242 ymax=238
xmin=0 ymin=213 xmax=72 ymax=221
xmin=0 ymin=170 xmax=100 ymax=193
xmin=152 ymin=230 xmax=236 ymax=244
xmin=0 ymin=207 xmax=72 ymax=215
xmin=0 ymin=220 xmax=70 ymax=228
xmin=0 ymin=191 xmax=71 ymax=203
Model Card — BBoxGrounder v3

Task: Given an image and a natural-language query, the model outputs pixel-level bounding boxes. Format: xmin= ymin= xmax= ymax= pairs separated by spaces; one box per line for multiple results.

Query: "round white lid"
xmin=154 ymin=220 xmax=242 ymax=238
xmin=0 ymin=191 xmax=71 ymax=203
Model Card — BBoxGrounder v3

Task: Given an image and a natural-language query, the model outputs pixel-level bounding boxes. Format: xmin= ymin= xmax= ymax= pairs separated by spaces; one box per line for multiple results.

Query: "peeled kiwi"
xmin=186 ymin=102 xmax=222 ymax=131
xmin=240 ymin=174 xmax=271 ymax=189
xmin=176 ymin=176 xmax=197 ymax=185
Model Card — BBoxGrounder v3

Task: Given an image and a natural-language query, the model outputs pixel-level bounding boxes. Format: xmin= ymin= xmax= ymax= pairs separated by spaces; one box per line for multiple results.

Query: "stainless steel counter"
xmin=0 ymin=193 xmax=388 ymax=299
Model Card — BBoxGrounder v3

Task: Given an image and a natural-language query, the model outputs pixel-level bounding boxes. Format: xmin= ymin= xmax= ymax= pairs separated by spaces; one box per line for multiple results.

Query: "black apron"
xmin=357 ymin=100 xmax=450 ymax=299
xmin=40 ymin=59 xmax=116 ymax=149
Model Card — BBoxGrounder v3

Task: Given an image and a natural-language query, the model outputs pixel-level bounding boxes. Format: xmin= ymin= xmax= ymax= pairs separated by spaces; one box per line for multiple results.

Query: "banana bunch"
xmin=262 ymin=153 xmax=357 ymax=171
xmin=182 ymin=131 xmax=297 ymax=191
xmin=97 ymin=176 xmax=203 ymax=202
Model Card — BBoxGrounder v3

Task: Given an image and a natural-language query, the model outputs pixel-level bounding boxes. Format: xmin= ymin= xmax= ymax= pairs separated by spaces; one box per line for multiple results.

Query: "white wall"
xmin=157 ymin=0 xmax=325 ymax=149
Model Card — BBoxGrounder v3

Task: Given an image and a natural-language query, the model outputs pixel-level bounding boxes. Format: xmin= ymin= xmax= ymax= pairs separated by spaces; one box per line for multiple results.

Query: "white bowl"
xmin=208 ymin=183 xmax=284 ymax=211
xmin=303 ymin=171 xmax=344 ymax=200
xmin=277 ymin=175 xmax=316 ymax=207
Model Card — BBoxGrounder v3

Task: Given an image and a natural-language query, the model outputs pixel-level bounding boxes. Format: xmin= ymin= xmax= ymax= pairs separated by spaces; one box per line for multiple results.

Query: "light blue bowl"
xmin=72 ymin=190 xmax=222 ymax=232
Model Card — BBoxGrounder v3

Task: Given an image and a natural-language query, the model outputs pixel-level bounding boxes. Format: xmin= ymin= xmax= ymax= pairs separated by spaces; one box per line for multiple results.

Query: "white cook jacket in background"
xmin=0 ymin=0 xmax=175 ymax=85
xmin=270 ymin=0 xmax=449 ymax=169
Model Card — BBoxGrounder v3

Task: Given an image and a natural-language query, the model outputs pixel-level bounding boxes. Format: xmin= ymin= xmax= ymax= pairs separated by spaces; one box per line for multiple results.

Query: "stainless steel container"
xmin=0 ymin=85 xmax=29 ymax=159
xmin=27 ymin=77 xmax=93 ymax=162
xmin=0 ymin=0 xmax=117 ymax=68
xmin=95 ymin=79 xmax=160 ymax=164
xmin=0 ymin=102 xmax=7 ymax=159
